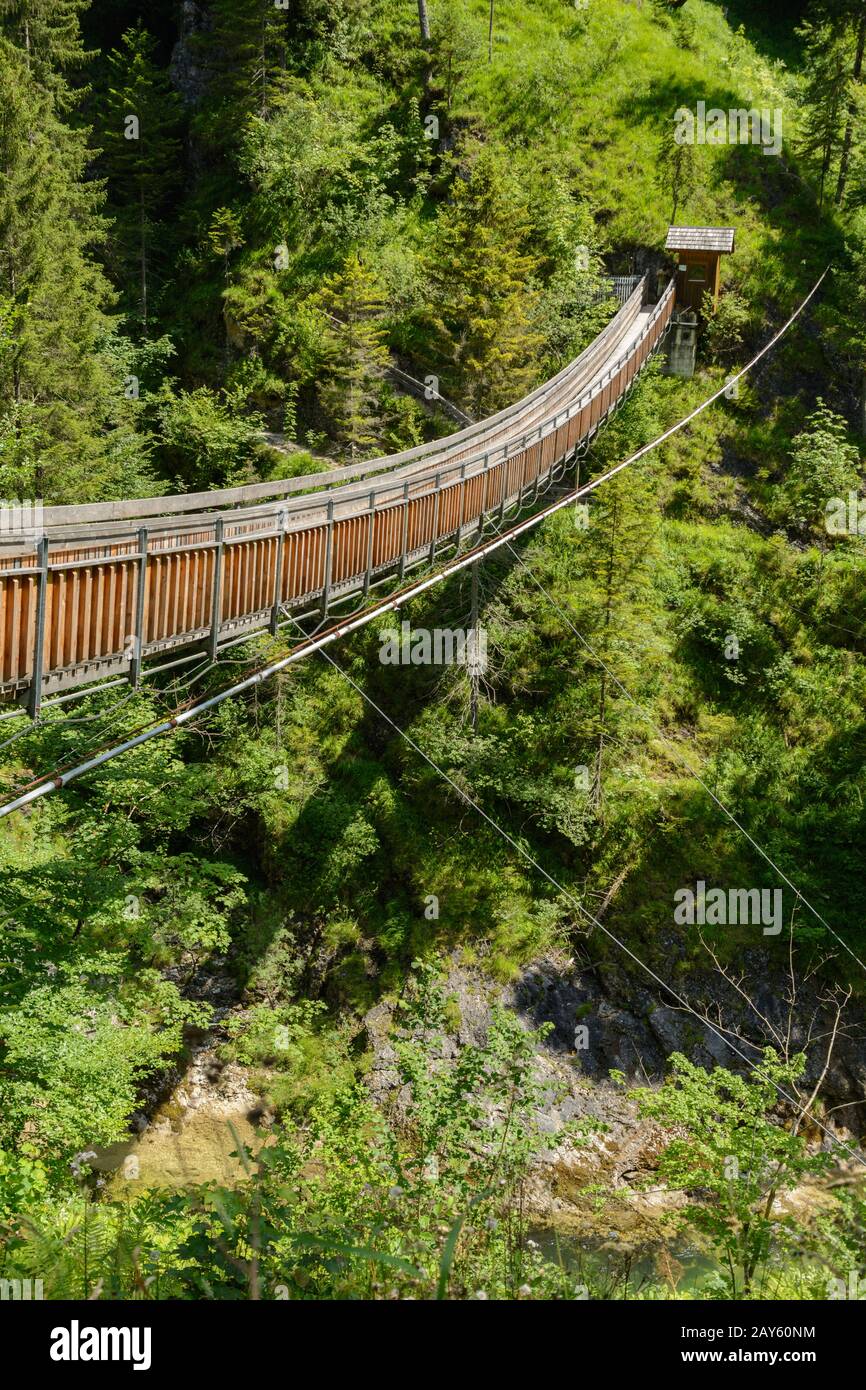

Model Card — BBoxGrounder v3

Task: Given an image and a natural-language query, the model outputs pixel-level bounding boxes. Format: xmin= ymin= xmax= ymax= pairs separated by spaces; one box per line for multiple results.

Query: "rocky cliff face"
xmin=170 ymin=0 xmax=210 ymax=107
xmin=364 ymin=948 xmax=866 ymax=1229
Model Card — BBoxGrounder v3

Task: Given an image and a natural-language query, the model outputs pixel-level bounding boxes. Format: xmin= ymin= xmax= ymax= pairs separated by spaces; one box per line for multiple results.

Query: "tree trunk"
xmin=417 ymin=0 xmax=432 ymax=90
xmin=9 ymin=267 xmax=21 ymax=406
xmin=835 ymin=12 xmax=866 ymax=206
xmin=223 ymin=253 xmax=231 ymax=370
xmin=261 ymin=15 xmax=268 ymax=118
xmin=140 ymin=187 xmax=148 ymax=336
xmin=819 ymin=140 xmax=830 ymax=208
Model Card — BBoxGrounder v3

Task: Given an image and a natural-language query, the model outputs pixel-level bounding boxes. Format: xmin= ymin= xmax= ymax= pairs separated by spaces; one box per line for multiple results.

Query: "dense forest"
xmin=2 ymin=0 xmax=866 ymax=1314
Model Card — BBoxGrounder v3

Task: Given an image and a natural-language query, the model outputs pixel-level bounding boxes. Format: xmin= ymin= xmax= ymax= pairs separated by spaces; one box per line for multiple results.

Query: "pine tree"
xmin=430 ymin=0 xmax=482 ymax=113
xmin=95 ymin=24 xmax=183 ymax=336
xmin=574 ymin=402 xmax=661 ymax=817
xmin=194 ymin=0 xmax=290 ymax=153
xmin=656 ymin=127 xmax=699 ymax=225
xmin=0 ymin=0 xmax=90 ymax=100
xmin=208 ymin=208 xmax=246 ymax=368
xmin=834 ymin=1 xmax=866 ymax=206
xmin=0 ymin=38 xmax=119 ymax=501
xmin=586 ymin=474 xmax=655 ymax=812
xmin=797 ymin=16 xmax=853 ymax=207
xmin=418 ymin=146 xmax=542 ymax=418
xmin=313 ymin=253 xmax=391 ymax=461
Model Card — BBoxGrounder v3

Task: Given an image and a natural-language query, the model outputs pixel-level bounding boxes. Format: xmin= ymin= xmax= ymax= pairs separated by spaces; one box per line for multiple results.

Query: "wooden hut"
xmin=665 ymin=226 xmax=735 ymax=313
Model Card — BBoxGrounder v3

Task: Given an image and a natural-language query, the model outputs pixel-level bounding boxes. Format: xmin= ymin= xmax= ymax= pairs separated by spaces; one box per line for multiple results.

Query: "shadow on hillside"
xmin=620 ymin=73 xmax=848 ymax=394
xmin=235 ymin=540 xmax=531 ymax=1003
xmin=703 ymin=0 xmax=809 ymax=67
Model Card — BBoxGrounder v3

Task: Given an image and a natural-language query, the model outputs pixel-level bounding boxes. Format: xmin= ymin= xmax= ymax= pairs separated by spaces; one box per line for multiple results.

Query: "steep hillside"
xmin=1 ymin=0 xmax=866 ymax=1309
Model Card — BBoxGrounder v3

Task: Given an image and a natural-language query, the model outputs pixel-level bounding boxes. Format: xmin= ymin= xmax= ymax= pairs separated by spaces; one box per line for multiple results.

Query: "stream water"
xmin=96 ymin=962 xmax=268 ymax=1194
xmin=529 ymin=1223 xmax=720 ymax=1295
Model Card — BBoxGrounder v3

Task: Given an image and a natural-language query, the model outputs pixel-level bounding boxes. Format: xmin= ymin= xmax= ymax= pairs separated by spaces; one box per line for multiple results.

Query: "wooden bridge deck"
xmin=0 ymin=277 xmax=675 ymax=714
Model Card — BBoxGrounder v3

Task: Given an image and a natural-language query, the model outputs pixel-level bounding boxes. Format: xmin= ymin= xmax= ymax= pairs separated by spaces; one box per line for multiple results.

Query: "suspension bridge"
xmin=0 ymin=262 xmax=831 ymax=819
xmin=0 ymin=277 xmax=674 ymax=719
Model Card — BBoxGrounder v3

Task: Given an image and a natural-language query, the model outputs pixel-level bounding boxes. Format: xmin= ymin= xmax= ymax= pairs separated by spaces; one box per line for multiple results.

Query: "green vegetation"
xmin=1 ymin=0 xmax=866 ymax=1302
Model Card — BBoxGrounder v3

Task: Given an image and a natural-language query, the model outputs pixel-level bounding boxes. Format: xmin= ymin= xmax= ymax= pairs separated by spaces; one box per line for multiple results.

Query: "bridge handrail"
xmin=0 ymin=278 xmax=676 ymax=709
xmin=32 ymin=280 xmax=673 ymax=551
xmin=31 ymin=278 xmax=650 ymax=534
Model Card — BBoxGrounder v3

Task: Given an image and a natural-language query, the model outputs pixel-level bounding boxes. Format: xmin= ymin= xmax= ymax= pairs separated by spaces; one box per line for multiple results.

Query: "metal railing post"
xmin=129 ymin=526 xmax=148 ymax=687
xmin=456 ymin=463 xmax=467 ymax=547
xmin=429 ymin=473 xmax=442 ymax=564
xmin=363 ymin=490 xmax=375 ymax=598
xmin=478 ymin=453 xmax=490 ymax=536
xmin=209 ymin=518 xmax=224 ymax=661
xmin=533 ymin=426 xmax=544 ymax=502
xmin=498 ymin=450 xmax=508 ymax=525
xmin=321 ymin=500 xmax=335 ymax=617
xmin=27 ymin=535 xmax=49 ymax=719
xmin=270 ymin=510 xmax=286 ymax=634
xmin=398 ymin=482 xmax=410 ymax=580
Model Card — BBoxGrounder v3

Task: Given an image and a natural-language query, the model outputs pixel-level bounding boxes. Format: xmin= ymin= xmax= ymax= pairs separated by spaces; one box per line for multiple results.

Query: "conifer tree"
xmin=313 ymin=253 xmax=391 ymax=461
xmin=96 ymin=24 xmax=183 ymax=335
xmin=833 ymin=1 xmax=866 ymax=206
xmin=208 ymin=208 xmax=246 ymax=368
xmin=656 ymin=127 xmax=699 ymax=224
xmin=419 ymin=146 xmax=541 ymax=418
xmin=797 ymin=16 xmax=853 ymax=207
xmin=430 ymin=0 xmax=482 ymax=112
xmin=0 ymin=0 xmax=89 ymax=97
xmin=575 ymin=407 xmax=660 ymax=817
xmin=585 ymin=475 xmax=655 ymax=812
xmin=194 ymin=0 xmax=290 ymax=153
xmin=0 ymin=37 xmax=120 ymax=500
